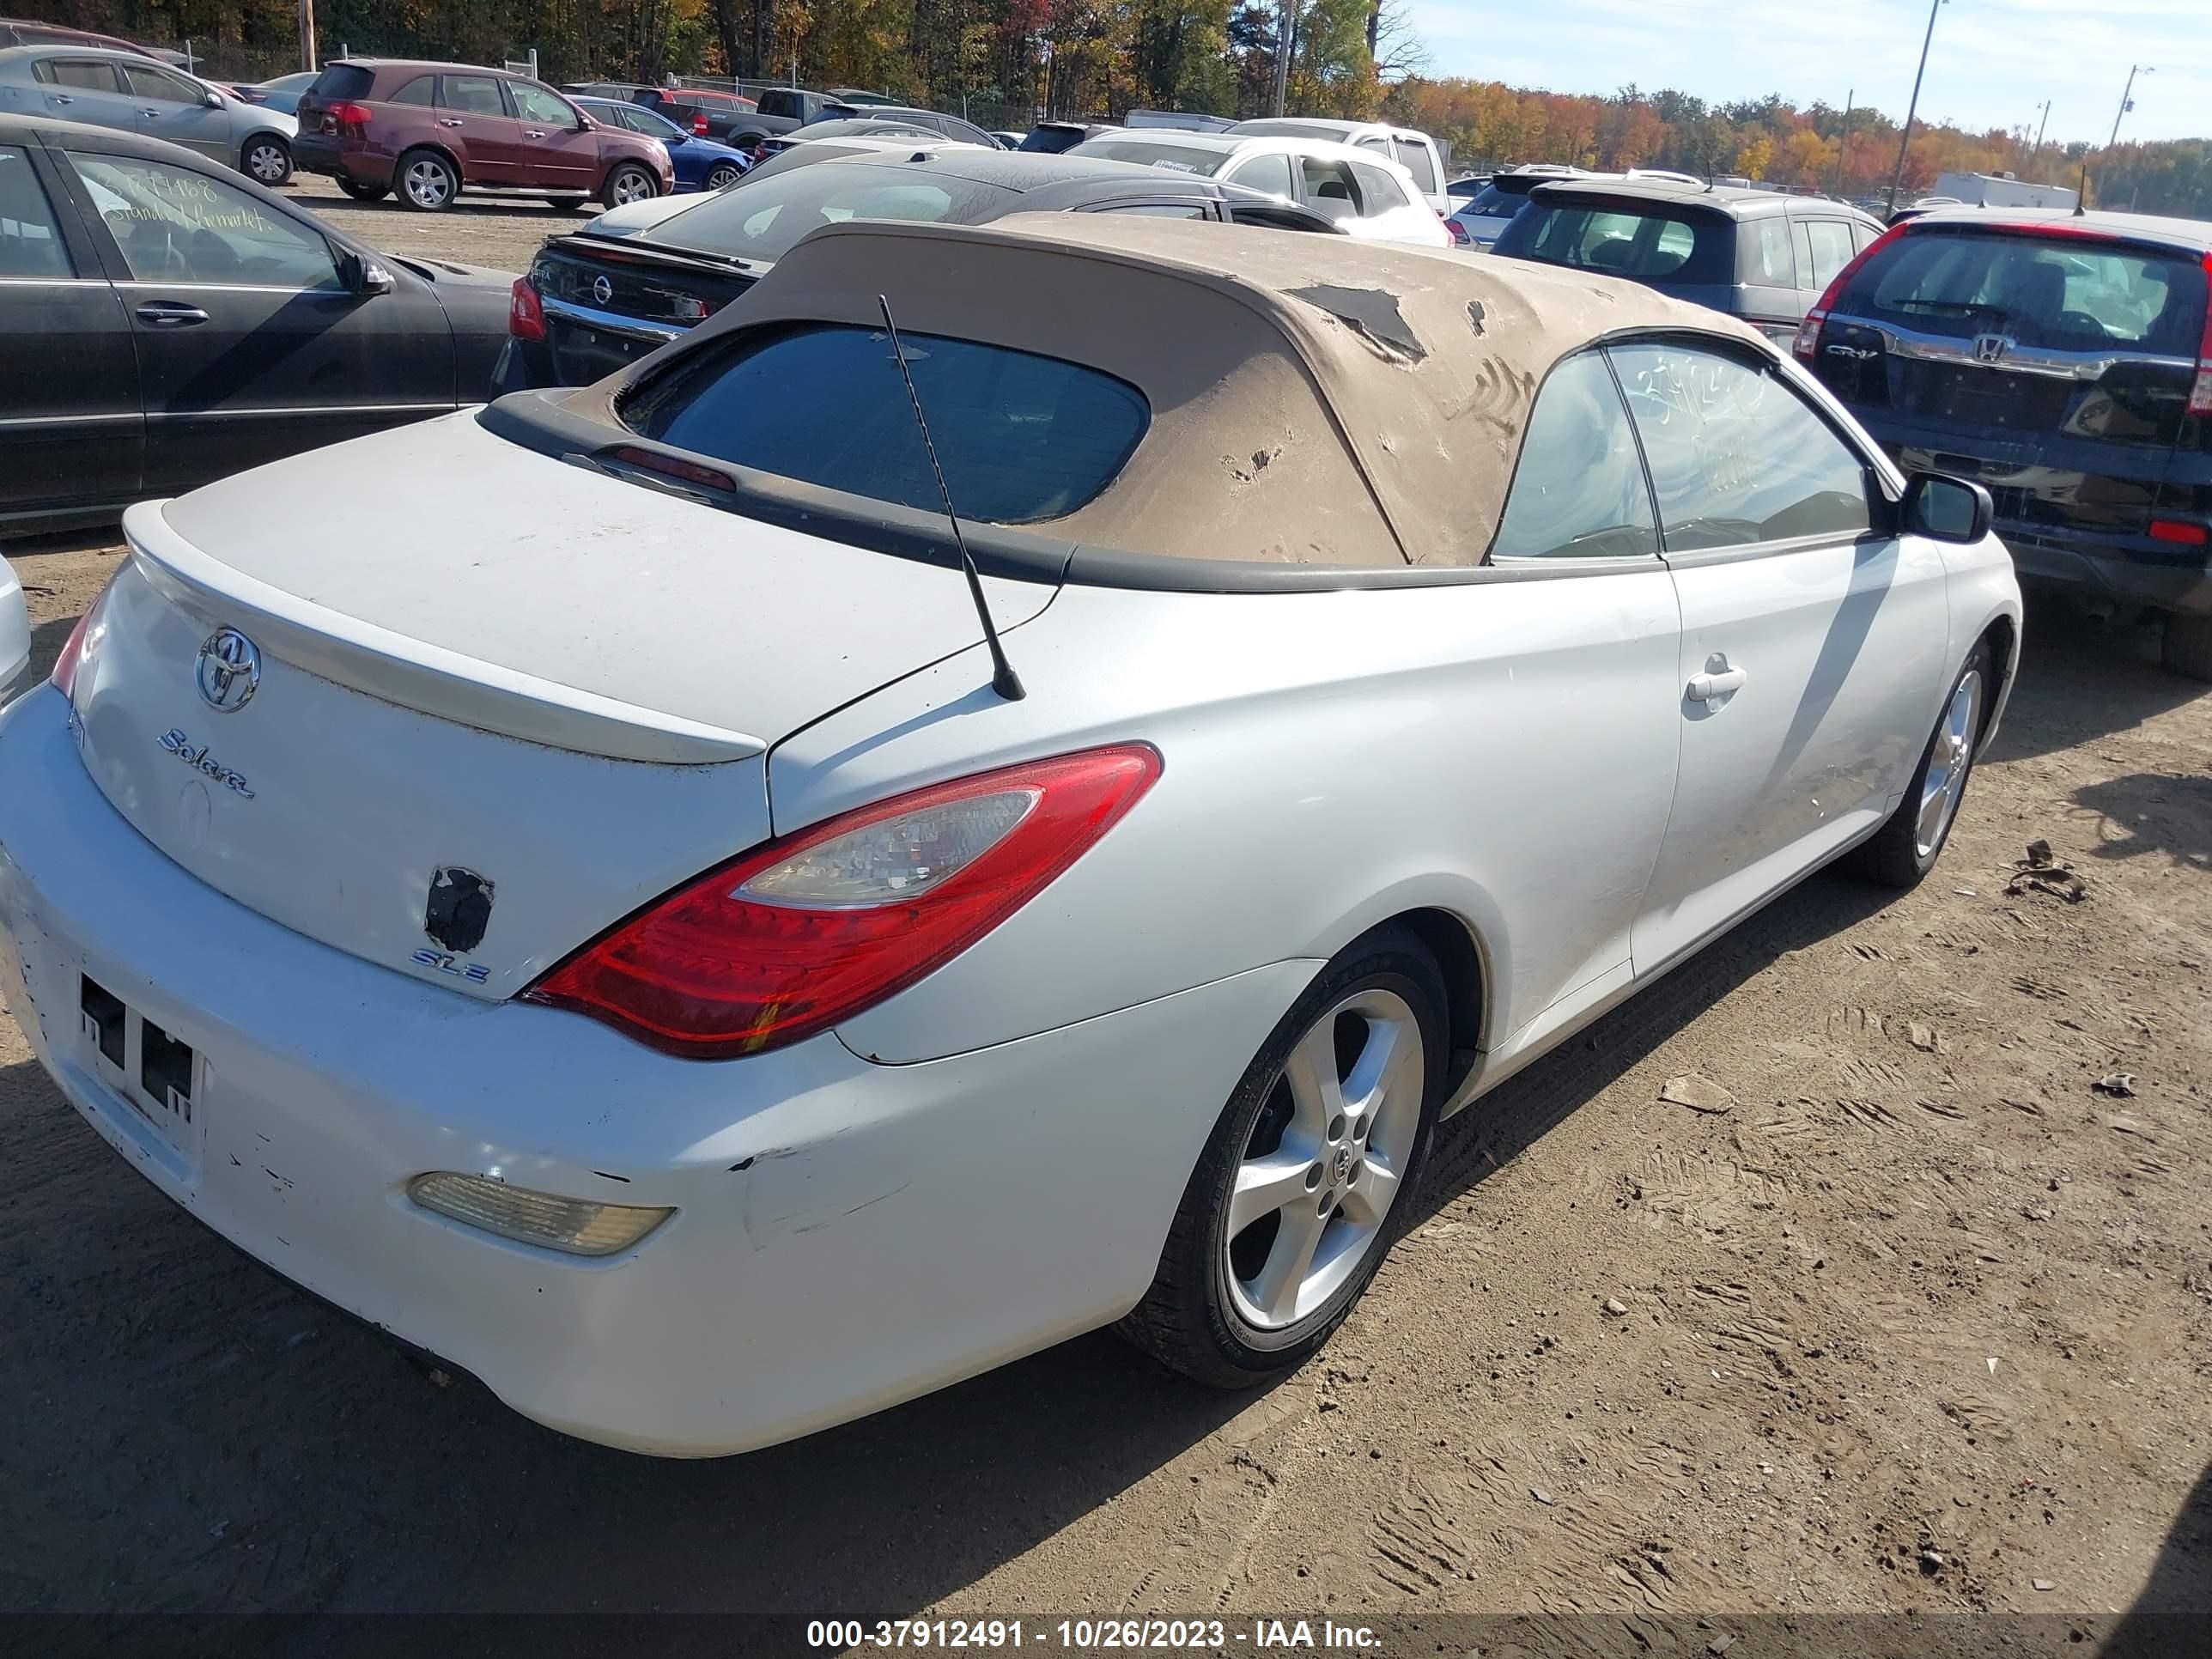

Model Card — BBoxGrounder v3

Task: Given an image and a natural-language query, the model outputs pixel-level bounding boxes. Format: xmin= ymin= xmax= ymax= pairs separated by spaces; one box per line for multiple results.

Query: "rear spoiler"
xmin=125 ymin=502 xmax=767 ymax=767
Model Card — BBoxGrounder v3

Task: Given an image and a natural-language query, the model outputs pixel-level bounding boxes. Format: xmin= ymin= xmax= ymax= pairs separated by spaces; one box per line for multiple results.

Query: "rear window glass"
xmin=1839 ymin=228 xmax=2209 ymax=353
xmin=637 ymin=162 xmax=1016 ymax=261
xmin=626 ymin=325 xmax=1150 ymax=524
xmin=309 ymin=64 xmax=373 ymax=102
xmin=1496 ymin=199 xmax=1730 ymax=284
xmin=1072 ymin=140 xmax=1225 ymax=176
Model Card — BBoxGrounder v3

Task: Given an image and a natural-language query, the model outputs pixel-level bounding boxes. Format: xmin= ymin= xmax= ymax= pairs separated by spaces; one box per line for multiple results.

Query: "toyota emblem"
xmin=195 ymin=628 xmax=261 ymax=713
xmin=592 ymin=274 xmax=614 ymax=306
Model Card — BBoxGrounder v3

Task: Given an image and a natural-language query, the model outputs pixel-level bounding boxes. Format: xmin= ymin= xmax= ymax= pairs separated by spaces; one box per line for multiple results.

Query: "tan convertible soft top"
xmin=635 ymin=211 xmax=1762 ymax=568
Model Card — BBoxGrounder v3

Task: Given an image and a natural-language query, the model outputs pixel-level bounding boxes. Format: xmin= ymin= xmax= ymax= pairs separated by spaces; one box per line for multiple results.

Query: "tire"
xmin=240 ymin=134 xmax=292 ymax=186
xmin=732 ymin=131 xmax=765 ymax=151
xmin=2160 ymin=611 xmax=2212 ymax=682
xmin=599 ymin=161 xmax=657 ymax=209
xmin=1116 ymin=925 xmax=1448 ymax=1389
xmin=1847 ymin=640 xmax=1993 ymax=889
xmin=703 ymin=161 xmax=744 ymax=191
xmin=394 ymin=149 xmax=459 ymax=213
xmin=333 ymin=177 xmax=389 ymax=203
xmin=551 ymin=194 xmax=593 ymax=213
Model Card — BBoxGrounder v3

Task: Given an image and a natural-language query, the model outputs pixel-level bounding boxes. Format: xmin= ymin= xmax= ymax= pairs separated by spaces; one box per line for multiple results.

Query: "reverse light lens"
xmin=408 ymin=1172 xmax=672 ymax=1256
xmin=526 ymin=744 xmax=1162 ymax=1058
xmin=741 ymin=788 xmax=1036 ymax=906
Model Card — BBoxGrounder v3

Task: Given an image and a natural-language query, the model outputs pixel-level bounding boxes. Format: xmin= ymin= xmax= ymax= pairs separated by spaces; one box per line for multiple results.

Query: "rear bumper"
xmin=1851 ymin=413 xmax=2212 ymax=617
xmin=0 ymin=688 xmax=1310 ymax=1455
xmin=292 ymin=131 xmax=343 ymax=174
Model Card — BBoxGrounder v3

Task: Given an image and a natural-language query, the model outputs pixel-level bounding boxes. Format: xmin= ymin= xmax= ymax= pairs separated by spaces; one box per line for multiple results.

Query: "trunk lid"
xmin=69 ymin=413 xmax=1056 ymax=1000
xmin=529 ymin=235 xmax=755 ymax=386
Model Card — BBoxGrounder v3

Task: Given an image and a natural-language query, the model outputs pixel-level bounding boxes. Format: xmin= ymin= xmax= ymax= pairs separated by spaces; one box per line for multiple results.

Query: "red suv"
xmin=295 ymin=58 xmax=672 ymax=212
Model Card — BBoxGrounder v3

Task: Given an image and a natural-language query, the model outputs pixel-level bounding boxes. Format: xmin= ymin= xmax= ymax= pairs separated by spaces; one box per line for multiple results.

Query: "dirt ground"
xmin=1 ymin=179 xmax=2209 ymax=1631
xmin=286 ymin=170 xmax=579 ymax=275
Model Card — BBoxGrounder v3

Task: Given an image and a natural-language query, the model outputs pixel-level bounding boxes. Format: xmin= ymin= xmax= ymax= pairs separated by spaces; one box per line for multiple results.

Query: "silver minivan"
xmin=0 ymin=45 xmax=295 ymax=184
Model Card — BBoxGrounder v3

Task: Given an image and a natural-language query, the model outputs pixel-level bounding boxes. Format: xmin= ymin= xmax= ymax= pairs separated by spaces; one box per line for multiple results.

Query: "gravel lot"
xmin=0 ymin=186 xmax=2208 ymax=1635
xmin=288 ymin=170 xmax=572 ymax=276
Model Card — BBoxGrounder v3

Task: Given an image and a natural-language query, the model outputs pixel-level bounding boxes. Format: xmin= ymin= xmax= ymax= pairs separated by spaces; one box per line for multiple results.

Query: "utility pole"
xmin=1832 ymin=88 xmax=1852 ymax=198
xmin=1886 ymin=0 xmax=1944 ymax=218
xmin=1272 ymin=0 xmax=1293 ymax=118
xmin=298 ymin=0 xmax=315 ymax=73
xmin=2107 ymin=64 xmax=2150 ymax=149
xmin=2027 ymin=99 xmax=2051 ymax=170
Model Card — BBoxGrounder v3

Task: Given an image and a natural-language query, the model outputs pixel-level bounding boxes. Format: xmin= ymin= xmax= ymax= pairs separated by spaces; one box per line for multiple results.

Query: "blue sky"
xmin=1407 ymin=0 xmax=2210 ymax=144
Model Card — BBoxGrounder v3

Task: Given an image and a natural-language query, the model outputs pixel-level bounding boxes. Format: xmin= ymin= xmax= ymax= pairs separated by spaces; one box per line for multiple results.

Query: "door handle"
xmin=523 ymin=128 xmax=547 ymax=138
xmin=135 ymin=301 xmax=210 ymax=327
xmin=140 ymin=107 xmax=164 ymax=118
xmin=47 ymin=93 xmax=73 ymax=106
xmin=1686 ymin=657 xmax=1748 ymax=704
xmin=437 ymin=118 xmax=464 ymax=127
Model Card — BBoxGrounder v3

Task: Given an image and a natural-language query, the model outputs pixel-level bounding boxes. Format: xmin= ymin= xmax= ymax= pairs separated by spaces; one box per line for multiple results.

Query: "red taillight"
xmin=2148 ymin=518 xmax=2209 ymax=546
xmin=1794 ymin=221 xmax=1909 ymax=363
xmin=328 ymin=100 xmax=373 ymax=135
xmin=1446 ymin=216 xmax=1470 ymax=247
xmin=526 ymin=744 xmax=1163 ymax=1058
xmin=2191 ymin=251 xmax=2212 ymax=418
xmin=507 ymin=276 xmax=545 ymax=343
xmin=692 ymin=111 xmax=708 ymax=136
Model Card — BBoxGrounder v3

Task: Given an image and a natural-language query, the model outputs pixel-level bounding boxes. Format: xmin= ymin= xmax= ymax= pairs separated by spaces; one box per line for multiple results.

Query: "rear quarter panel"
xmin=779 ymin=572 xmax=1688 ymax=1066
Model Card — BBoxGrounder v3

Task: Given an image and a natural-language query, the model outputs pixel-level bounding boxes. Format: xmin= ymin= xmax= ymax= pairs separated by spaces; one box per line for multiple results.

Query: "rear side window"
xmin=308 ymin=64 xmax=374 ymax=102
xmin=0 ymin=144 xmax=71 ymax=277
xmin=1609 ymin=341 xmax=1871 ymax=550
xmin=1490 ymin=352 xmax=1656 ymax=560
xmin=1395 ymin=139 xmax=1438 ymax=193
xmin=1801 ymin=219 xmax=1855 ymax=289
xmin=1742 ymin=216 xmax=1796 ymax=285
xmin=628 ymin=325 xmax=1150 ymax=524
xmin=1301 ymin=157 xmax=1358 ymax=217
xmin=1224 ymin=151 xmax=1295 ymax=199
xmin=40 ymin=58 xmax=120 ymax=92
xmin=387 ymin=76 xmax=436 ymax=106
xmin=441 ymin=76 xmax=507 ymax=115
xmin=1348 ymin=161 xmax=1407 ymax=214
xmin=1498 ymin=199 xmax=1730 ymax=283
xmin=1839 ymin=228 xmax=2208 ymax=353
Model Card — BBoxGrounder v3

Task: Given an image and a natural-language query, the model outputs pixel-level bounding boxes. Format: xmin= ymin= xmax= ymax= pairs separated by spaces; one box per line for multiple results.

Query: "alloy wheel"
xmin=611 ymin=167 xmax=653 ymax=204
xmin=1914 ymin=668 xmax=1983 ymax=860
xmin=404 ymin=159 xmax=452 ymax=209
xmin=1222 ymin=987 xmax=1425 ymax=1336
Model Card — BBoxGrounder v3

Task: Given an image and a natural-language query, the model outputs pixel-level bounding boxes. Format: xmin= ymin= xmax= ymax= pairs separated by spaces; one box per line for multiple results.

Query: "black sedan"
xmin=0 ymin=112 xmax=514 ymax=536
xmin=494 ymin=147 xmax=1340 ymax=392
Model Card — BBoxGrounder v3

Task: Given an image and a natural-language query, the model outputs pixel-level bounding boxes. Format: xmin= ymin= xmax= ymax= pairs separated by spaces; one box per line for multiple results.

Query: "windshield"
xmin=1496 ymin=199 xmax=1731 ymax=284
xmin=1070 ymin=139 xmax=1226 ymax=176
xmin=627 ymin=325 xmax=1150 ymax=523
xmin=638 ymin=162 xmax=1018 ymax=262
xmin=1839 ymin=228 xmax=2208 ymax=353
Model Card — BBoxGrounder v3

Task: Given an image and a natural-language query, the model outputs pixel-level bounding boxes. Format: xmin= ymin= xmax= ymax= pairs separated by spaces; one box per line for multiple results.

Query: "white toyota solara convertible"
xmin=0 ymin=215 xmax=2020 ymax=1455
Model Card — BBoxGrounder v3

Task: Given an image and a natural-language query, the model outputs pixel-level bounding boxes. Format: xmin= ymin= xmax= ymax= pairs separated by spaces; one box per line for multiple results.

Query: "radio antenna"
xmin=877 ymin=295 xmax=1024 ymax=702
